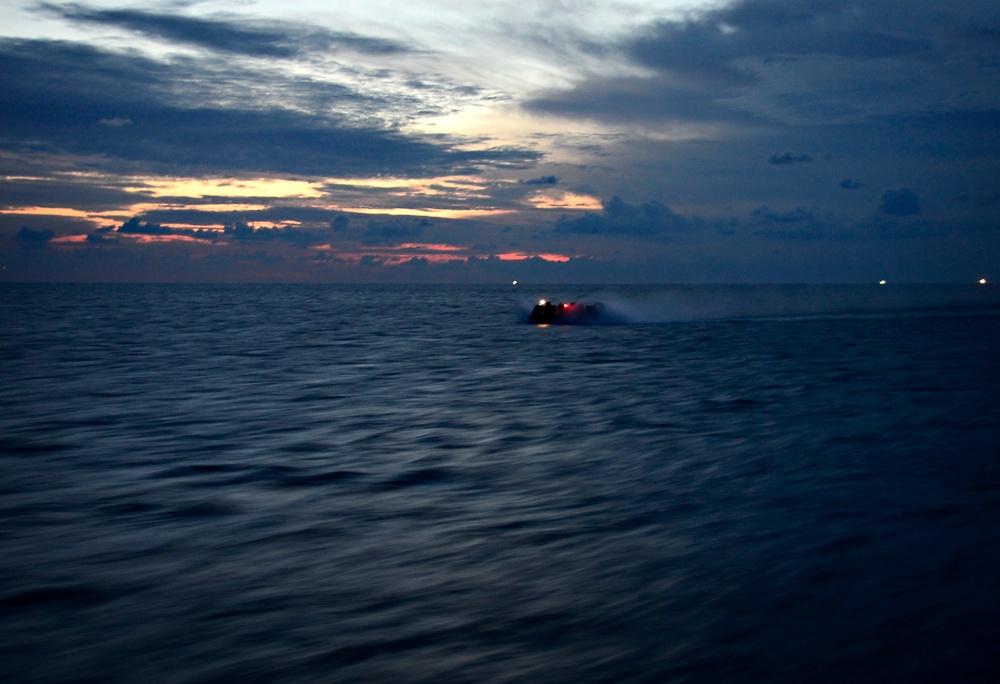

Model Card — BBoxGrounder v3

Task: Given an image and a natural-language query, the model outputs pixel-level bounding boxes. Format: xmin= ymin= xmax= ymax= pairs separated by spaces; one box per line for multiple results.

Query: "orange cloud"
xmin=495 ymin=252 xmax=573 ymax=262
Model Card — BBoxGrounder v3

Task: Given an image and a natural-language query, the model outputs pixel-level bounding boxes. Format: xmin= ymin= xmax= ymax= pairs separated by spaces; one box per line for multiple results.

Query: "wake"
xmin=519 ymin=285 xmax=1000 ymax=324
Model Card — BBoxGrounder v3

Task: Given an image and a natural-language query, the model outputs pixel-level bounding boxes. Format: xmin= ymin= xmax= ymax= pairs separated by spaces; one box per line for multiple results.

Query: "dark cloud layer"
xmin=222 ymin=222 xmax=317 ymax=246
xmin=768 ymin=152 xmax=812 ymax=165
xmin=627 ymin=0 xmax=931 ymax=82
xmin=526 ymin=74 xmax=758 ymax=125
xmin=557 ymin=196 xmax=693 ymax=236
xmin=527 ymin=0 xmax=1000 ymax=127
xmin=118 ymin=217 xmax=174 ymax=236
xmin=2 ymin=1 xmax=998 ymax=283
xmin=15 ymin=226 xmax=55 ymax=243
xmin=363 ymin=218 xmax=432 ymax=243
xmin=40 ymin=3 xmax=412 ymax=57
xmin=0 ymin=38 xmax=539 ymax=182
xmin=101 ymin=212 xmax=443 ymax=250
xmin=748 ymin=205 xmax=842 ymax=240
xmin=136 ymin=206 xmax=344 ymax=229
xmin=0 ymin=175 xmax=150 ymax=211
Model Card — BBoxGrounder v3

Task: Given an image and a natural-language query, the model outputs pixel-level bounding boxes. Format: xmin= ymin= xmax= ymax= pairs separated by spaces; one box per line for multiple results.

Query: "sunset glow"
xmin=1 ymin=206 xmax=92 ymax=218
xmin=496 ymin=252 xmax=573 ymax=262
xmin=528 ymin=192 xmax=604 ymax=211
xmin=1 ymin=0 xmax=997 ymax=282
xmin=339 ymin=207 xmax=514 ymax=219
xmin=126 ymin=178 xmax=325 ymax=199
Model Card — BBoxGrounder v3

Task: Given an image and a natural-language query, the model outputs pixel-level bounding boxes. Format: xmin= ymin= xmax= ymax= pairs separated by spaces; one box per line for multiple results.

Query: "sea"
xmin=2 ymin=283 xmax=999 ymax=683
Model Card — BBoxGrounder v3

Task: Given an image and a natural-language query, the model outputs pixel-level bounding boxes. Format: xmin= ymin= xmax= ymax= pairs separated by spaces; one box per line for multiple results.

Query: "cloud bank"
xmin=0 ymin=0 xmax=997 ymax=283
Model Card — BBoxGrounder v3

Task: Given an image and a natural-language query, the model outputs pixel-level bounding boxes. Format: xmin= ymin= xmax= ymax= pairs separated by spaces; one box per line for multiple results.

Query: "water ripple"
xmin=2 ymin=284 xmax=999 ymax=683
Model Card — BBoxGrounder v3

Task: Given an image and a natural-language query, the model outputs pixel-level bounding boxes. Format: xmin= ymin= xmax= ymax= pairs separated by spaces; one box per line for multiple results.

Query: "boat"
xmin=528 ymin=299 xmax=604 ymax=324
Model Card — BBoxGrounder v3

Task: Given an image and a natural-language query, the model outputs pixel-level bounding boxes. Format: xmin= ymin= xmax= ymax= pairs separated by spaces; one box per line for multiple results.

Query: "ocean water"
xmin=2 ymin=283 xmax=999 ymax=683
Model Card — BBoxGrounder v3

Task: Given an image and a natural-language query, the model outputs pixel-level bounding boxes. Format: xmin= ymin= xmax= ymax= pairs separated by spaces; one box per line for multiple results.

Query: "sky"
xmin=1 ymin=0 xmax=998 ymax=283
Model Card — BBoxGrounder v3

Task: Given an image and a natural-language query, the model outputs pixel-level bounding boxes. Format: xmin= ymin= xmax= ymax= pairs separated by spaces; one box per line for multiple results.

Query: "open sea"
xmin=2 ymin=283 xmax=999 ymax=683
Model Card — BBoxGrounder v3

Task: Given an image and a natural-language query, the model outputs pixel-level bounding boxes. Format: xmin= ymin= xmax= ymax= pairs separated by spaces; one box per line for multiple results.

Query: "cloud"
xmin=135 ymin=206 xmax=346 ymax=230
xmin=118 ymin=217 xmax=174 ymax=236
xmin=3 ymin=2 xmax=997 ymax=284
xmin=364 ymin=217 xmax=431 ymax=243
xmin=86 ymin=230 xmax=118 ymax=245
xmin=98 ymin=117 xmax=132 ymax=127
xmin=746 ymin=203 xmax=955 ymax=241
xmin=525 ymin=74 xmax=755 ymax=125
xmin=556 ymin=196 xmax=692 ymax=236
xmin=115 ymin=216 xmax=351 ymax=248
xmin=0 ymin=175 xmax=152 ymax=211
xmin=627 ymin=0 xmax=931 ymax=79
xmin=768 ymin=152 xmax=812 ymax=165
xmin=0 ymin=39 xmax=540 ymax=180
xmin=116 ymin=216 xmax=218 ymax=241
xmin=525 ymin=0 xmax=1000 ymax=127
xmin=222 ymin=222 xmax=315 ymax=245
xmin=15 ymin=226 xmax=55 ymax=244
xmin=748 ymin=205 xmax=845 ymax=239
xmin=879 ymin=188 xmax=920 ymax=216
xmin=40 ymin=3 xmax=412 ymax=58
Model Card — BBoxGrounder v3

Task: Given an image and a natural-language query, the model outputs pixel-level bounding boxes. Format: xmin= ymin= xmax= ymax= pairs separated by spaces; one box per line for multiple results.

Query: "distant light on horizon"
xmin=980 ymin=278 xmax=987 ymax=284
xmin=512 ymin=280 xmax=517 ymax=285
xmin=879 ymin=280 xmax=886 ymax=285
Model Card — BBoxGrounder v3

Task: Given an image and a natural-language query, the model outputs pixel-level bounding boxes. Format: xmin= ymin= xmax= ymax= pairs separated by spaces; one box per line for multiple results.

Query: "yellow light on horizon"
xmin=126 ymin=202 xmax=271 ymax=214
xmin=0 ymin=206 xmax=115 ymax=230
xmin=339 ymin=206 xmax=513 ymax=219
xmin=980 ymin=278 xmax=987 ymax=284
xmin=529 ymin=191 xmax=603 ymax=211
xmin=126 ymin=178 xmax=324 ymax=199
xmin=0 ymin=206 xmax=91 ymax=217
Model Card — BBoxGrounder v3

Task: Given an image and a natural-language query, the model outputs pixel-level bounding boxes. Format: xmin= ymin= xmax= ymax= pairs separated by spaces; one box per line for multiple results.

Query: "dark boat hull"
xmin=529 ymin=300 xmax=604 ymax=324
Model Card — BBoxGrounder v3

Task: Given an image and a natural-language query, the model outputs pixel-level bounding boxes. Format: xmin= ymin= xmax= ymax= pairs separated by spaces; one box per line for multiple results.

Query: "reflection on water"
xmin=2 ymin=284 xmax=999 ymax=682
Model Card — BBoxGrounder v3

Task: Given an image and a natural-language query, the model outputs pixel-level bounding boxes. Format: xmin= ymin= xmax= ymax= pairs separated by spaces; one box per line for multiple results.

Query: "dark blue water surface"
xmin=2 ymin=284 xmax=999 ymax=683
